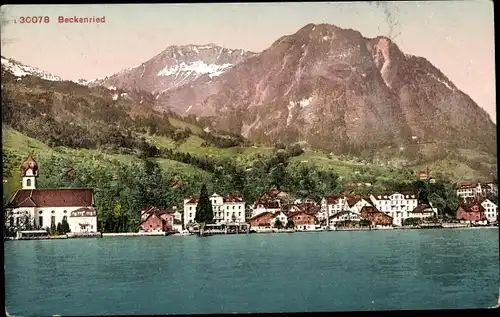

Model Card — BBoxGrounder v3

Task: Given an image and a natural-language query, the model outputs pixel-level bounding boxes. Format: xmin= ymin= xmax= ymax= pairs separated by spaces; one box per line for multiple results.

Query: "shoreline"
xmin=4 ymin=225 xmax=497 ymax=241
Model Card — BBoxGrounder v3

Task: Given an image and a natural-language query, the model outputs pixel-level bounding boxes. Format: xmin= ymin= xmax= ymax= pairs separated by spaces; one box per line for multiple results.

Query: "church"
xmin=5 ymin=154 xmax=98 ymax=234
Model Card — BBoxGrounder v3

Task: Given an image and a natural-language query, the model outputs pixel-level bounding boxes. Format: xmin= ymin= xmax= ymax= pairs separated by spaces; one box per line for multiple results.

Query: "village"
xmin=3 ymin=154 xmax=499 ymax=240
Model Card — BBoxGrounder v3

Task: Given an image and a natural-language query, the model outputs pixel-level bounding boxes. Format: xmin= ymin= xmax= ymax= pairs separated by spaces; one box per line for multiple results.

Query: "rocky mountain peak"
xmin=88 ymin=43 xmax=255 ymax=96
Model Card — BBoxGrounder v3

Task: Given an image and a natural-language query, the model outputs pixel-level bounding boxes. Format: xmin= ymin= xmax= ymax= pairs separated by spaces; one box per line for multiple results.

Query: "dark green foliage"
xmin=285 ymin=219 xmax=295 ymax=229
xmin=50 ymin=223 xmax=56 ymax=235
xmin=403 ymin=217 xmax=422 ymax=226
xmin=274 ymin=218 xmax=284 ymax=229
xmin=61 ymin=218 xmax=71 ymax=234
xmin=56 ymin=222 xmax=62 ymax=235
xmin=195 ymin=184 xmax=214 ymax=225
xmin=359 ymin=219 xmax=372 ymax=227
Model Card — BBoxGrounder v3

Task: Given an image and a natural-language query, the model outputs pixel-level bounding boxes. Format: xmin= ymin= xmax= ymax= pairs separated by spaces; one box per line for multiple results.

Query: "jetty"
xmin=199 ymin=223 xmax=250 ymax=236
xmin=333 ymin=227 xmax=372 ymax=231
xmin=441 ymin=223 xmax=469 ymax=229
xmin=418 ymin=223 xmax=443 ymax=229
xmin=102 ymin=232 xmax=166 ymax=237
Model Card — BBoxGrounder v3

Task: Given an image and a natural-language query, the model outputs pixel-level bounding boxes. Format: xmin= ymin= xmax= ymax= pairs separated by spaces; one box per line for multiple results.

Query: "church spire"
xmin=21 ymin=153 xmax=38 ymax=189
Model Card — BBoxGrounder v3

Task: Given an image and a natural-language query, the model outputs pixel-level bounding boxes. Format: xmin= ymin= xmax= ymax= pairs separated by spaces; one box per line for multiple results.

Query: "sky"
xmin=0 ymin=1 xmax=496 ymax=122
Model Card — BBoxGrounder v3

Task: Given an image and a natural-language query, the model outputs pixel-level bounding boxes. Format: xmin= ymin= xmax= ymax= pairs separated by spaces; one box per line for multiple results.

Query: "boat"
xmin=172 ymin=230 xmax=192 ymax=236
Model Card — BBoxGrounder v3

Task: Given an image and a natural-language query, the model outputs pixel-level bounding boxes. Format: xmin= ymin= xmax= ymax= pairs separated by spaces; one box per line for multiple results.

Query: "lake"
xmin=4 ymin=228 xmax=499 ymax=315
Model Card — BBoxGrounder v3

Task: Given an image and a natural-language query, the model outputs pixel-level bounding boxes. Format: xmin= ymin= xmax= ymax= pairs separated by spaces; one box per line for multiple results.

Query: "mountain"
xmin=88 ymin=44 xmax=255 ymax=106
xmin=1 ymin=56 xmax=65 ymax=82
xmin=143 ymin=23 xmax=496 ymax=164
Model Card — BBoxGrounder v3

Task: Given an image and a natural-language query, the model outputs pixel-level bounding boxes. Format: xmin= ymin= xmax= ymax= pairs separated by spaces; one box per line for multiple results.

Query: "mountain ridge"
xmin=1 ymin=23 xmax=496 ymax=179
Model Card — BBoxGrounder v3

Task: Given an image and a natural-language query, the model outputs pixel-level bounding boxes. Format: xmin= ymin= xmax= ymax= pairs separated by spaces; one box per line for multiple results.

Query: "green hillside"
xmin=1 ymin=67 xmax=492 ymax=233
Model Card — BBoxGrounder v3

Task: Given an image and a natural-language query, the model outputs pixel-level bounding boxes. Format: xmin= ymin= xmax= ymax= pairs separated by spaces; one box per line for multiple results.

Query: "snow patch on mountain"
xmin=157 ymin=61 xmax=233 ymax=78
xmin=1 ymin=56 xmax=64 ymax=81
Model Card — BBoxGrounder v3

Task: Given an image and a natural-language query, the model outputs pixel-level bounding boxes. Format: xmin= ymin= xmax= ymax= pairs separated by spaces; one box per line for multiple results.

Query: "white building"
xmin=5 ymin=154 xmax=98 ymax=234
xmin=271 ymin=211 xmax=288 ymax=227
xmin=328 ymin=210 xmax=361 ymax=227
xmin=369 ymin=192 xmax=418 ymax=226
xmin=457 ymin=182 xmax=498 ymax=200
xmin=183 ymin=193 xmax=246 ymax=227
xmin=320 ymin=195 xmax=373 ymax=225
xmin=480 ymin=198 xmax=498 ymax=223
xmin=321 ymin=195 xmax=349 ymax=218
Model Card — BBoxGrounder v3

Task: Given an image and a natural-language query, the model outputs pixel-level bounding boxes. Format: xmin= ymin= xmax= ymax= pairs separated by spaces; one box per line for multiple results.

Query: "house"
xmin=172 ymin=219 xmax=183 ymax=232
xmin=287 ymin=211 xmax=317 ymax=231
xmin=485 ymin=181 xmax=498 ymax=196
xmin=456 ymin=202 xmax=486 ymax=224
xmin=479 ymin=198 xmax=498 ymax=223
xmin=328 ymin=210 xmax=361 ymax=227
xmin=271 ymin=211 xmax=288 ymax=228
xmin=456 ymin=181 xmax=497 ymax=200
xmin=140 ymin=207 xmax=174 ymax=232
xmin=456 ymin=182 xmax=477 ymax=199
xmin=346 ymin=196 xmax=373 ymax=214
xmin=183 ymin=193 xmax=246 ymax=228
xmin=407 ymin=204 xmax=436 ymax=220
xmin=5 ymin=154 xmax=98 ymax=234
xmin=282 ymin=202 xmax=319 ymax=216
xmin=321 ymin=195 xmax=349 ymax=219
xmin=360 ymin=206 xmax=393 ymax=227
xmin=167 ymin=207 xmax=182 ymax=222
xmin=418 ymin=168 xmax=429 ymax=180
xmin=369 ymin=192 xmax=418 ymax=226
xmin=250 ymin=189 xmax=293 ymax=218
xmin=293 ymin=197 xmax=317 ymax=205
xmin=249 ymin=211 xmax=275 ymax=230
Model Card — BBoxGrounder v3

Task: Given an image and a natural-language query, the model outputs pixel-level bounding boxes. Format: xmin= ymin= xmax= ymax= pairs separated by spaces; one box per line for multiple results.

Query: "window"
xmin=64 ymin=210 xmax=67 ymax=214
xmin=189 ymin=213 xmax=192 ymax=217
xmin=239 ymin=206 xmax=241 ymax=209
xmin=189 ymin=207 xmax=192 ymax=210
xmin=26 ymin=179 xmax=31 ymax=187
xmin=39 ymin=210 xmax=43 ymax=215
xmin=150 ymin=225 xmax=152 ymax=228
xmin=39 ymin=216 xmax=43 ymax=227
xmin=239 ymin=212 xmax=241 ymax=216
xmin=51 ymin=210 xmax=55 ymax=214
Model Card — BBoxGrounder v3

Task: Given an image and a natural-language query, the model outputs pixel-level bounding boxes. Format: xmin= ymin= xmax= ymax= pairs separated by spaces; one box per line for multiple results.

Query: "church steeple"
xmin=21 ymin=153 xmax=38 ymax=189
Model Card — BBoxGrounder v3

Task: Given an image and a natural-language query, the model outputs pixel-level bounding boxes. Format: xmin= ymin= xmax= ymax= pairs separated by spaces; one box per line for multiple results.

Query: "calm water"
xmin=4 ymin=228 xmax=499 ymax=316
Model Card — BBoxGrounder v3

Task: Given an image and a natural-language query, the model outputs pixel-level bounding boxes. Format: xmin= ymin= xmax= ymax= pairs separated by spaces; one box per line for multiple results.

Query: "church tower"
xmin=21 ymin=154 xmax=38 ymax=190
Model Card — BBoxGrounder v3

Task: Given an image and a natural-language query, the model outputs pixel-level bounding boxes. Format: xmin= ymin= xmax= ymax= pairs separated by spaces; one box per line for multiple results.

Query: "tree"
xmin=50 ymin=222 xmax=56 ymax=235
xmin=359 ymin=219 xmax=372 ymax=227
xmin=285 ymin=219 xmax=295 ymax=229
xmin=62 ymin=218 xmax=71 ymax=234
xmin=274 ymin=218 xmax=284 ymax=229
xmin=195 ymin=184 xmax=214 ymax=225
xmin=56 ymin=222 xmax=62 ymax=235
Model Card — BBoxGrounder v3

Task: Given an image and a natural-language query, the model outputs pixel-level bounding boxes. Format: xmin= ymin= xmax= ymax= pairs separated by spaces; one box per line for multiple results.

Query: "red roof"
xmin=323 ymin=195 xmax=342 ymax=204
xmin=458 ymin=202 xmax=486 ymax=213
xmin=7 ymin=188 xmax=94 ymax=208
xmin=411 ymin=204 xmax=433 ymax=213
xmin=360 ymin=206 xmax=382 ymax=214
xmin=249 ymin=211 xmax=274 ymax=221
xmin=223 ymin=194 xmax=244 ymax=203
